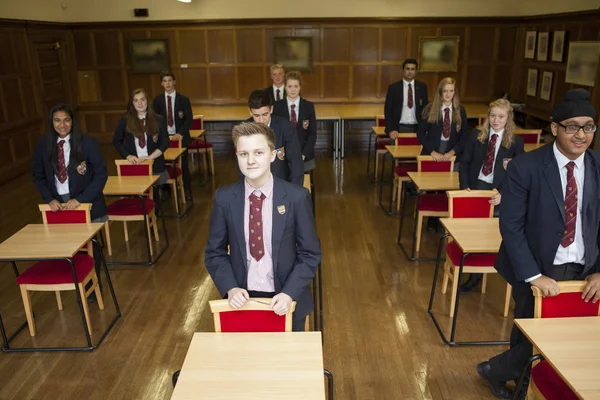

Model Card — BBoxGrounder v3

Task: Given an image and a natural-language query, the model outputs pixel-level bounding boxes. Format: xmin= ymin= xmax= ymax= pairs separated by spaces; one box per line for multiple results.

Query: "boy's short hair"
xmin=248 ymin=89 xmax=272 ymax=109
xmin=402 ymin=58 xmax=418 ymax=69
xmin=160 ymin=70 xmax=176 ymax=81
xmin=270 ymin=64 xmax=285 ymax=73
xmin=232 ymin=122 xmax=276 ymax=151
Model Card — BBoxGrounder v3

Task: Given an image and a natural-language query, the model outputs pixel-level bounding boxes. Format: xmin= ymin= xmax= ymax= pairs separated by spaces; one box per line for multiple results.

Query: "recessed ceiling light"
xmin=178 ymin=0 xmax=191 ymax=3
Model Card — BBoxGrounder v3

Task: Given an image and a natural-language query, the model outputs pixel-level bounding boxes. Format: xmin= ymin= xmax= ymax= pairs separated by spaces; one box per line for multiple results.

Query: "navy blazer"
xmin=417 ymin=105 xmax=469 ymax=158
xmin=495 ymin=143 xmax=600 ymax=288
xmin=241 ymin=115 xmax=304 ymax=186
xmin=204 ymin=177 xmax=321 ymax=319
xmin=31 ymin=134 xmax=108 ymax=220
xmin=459 ymin=129 xmax=525 ymax=191
xmin=264 ymin=86 xmax=286 ymax=103
xmin=112 ymin=114 xmax=170 ymax=174
xmin=272 ymin=98 xmax=317 ymax=161
xmin=384 ymin=80 xmax=428 ymax=134
xmin=152 ymin=92 xmax=193 ymax=147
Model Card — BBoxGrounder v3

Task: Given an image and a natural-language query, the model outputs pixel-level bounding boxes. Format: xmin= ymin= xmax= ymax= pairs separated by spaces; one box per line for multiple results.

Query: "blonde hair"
xmin=477 ymin=98 xmax=516 ymax=148
xmin=422 ymin=77 xmax=462 ymax=129
xmin=285 ymin=70 xmax=303 ymax=85
xmin=270 ymin=64 xmax=285 ymax=73
xmin=232 ymin=122 xmax=276 ymax=150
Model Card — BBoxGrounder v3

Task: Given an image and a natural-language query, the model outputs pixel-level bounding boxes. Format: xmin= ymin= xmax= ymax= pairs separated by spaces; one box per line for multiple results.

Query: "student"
xmin=273 ymin=70 xmax=317 ymax=172
xmin=152 ymin=71 xmax=193 ymax=200
xmin=204 ymin=122 xmax=321 ymax=331
xmin=264 ymin=64 xmax=286 ymax=103
xmin=459 ymin=98 xmax=525 ymax=293
xmin=32 ymin=103 xmax=109 ymax=301
xmin=113 ymin=88 xmax=170 ymax=187
xmin=477 ymin=89 xmax=600 ymax=399
xmin=244 ymin=89 xmax=304 ymax=186
xmin=417 ymin=77 xmax=468 ymax=163
xmin=384 ymin=58 xmax=428 ymax=140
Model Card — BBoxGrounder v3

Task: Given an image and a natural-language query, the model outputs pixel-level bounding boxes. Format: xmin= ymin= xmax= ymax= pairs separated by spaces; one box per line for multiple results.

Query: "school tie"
xmin=139 ymin=118 xmax=146 ymax=148
xmin=249 ymin=192 xmax=266 ymax=261
xmin=290 ymin=104 xmax=297 ymax=125
xmin=481 ymin=133 xmax=498 ymax=176
xmin=57 ymin=140 xmax=67 ymax=184
xmin=167 ymin=95 xmax=174 ymax=127
xmin=276 ymin=89 xmax=281 ymax=101
xmin=561 ymin=162 xmax=577 ymax=247
xmin=407 ymin=83 xmax=414 ymax=109
xmin=442 ymin=108 xmax=451 ymax=139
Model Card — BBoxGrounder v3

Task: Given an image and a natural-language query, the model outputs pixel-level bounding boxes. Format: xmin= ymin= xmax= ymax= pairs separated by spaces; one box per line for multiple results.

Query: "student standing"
xmin=264 ymin=64 xmax=286 ymax=103
xmin=205 ymin=122 xmax=321 ymax=331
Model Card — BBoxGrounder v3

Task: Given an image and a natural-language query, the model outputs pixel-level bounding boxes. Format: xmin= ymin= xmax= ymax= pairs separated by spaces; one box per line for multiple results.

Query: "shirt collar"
xmin=442 ymin=104 xmax=452 ymax=112
xmin=138 ymin=112 xmax=147 ymax=119
xmin=57 ymin=134 xmax=71 ymax=143
xmin=165 ymin=90 xmax=176 ymax=99
xmin=287 ymin=97 xmax=300 ymax=107
xmin=490 ymin=128 xmax=504 ymax=139
xmin=273 ymin=84 xmax=284 ymax=91
xmin=553 ymin=141 xmax=585 ymax=170
xmin=244 ymin=173 xmax=274 ymax=199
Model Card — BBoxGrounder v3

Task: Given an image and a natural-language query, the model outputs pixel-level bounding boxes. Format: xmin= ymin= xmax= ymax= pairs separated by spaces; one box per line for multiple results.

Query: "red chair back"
xmin=209 ymin=299 xmax=296 ymax=332
xmin=534 ymin=281 xmax=600 ymax=318
xmin=450 ymin=197 xmax=493 ymax=218
xmin=396 ymin=133 xmax=420 ymax=145
xmin=191 ymin=115 xmax=204 ymax=130
xmin=376 ymin=115 xmax=385 ymax=127
xmin=116 ymin=161 xmax=153 ymax=177
xmin=420 ymin=161 xmax=453 ymax=172
xmin=515 ymin=129 xmax=541 ymax=144
xmin=169 ymin=140 xmax=180 ymax=148
xmin=39 ymin=204 xmax=92 ymax=224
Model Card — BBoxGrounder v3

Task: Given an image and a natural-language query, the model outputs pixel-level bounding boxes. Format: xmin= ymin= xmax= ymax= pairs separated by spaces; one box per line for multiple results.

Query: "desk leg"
xmin=67 ymin=257 xmax=93 ymax=348
xmin=366 ymin=132 xmax=373 ymax=178
xmin=340 ymin=119 xmax=345 ymax=159
xmin=0 ymin=313 xmax=8 ymax=350
xmin=377 ymin=152 xmax=388 ymax=214
xmin=141 ymin=195 xmax=153 ymax=265
xmin=332 ymin=121 xmax=338 ymax=159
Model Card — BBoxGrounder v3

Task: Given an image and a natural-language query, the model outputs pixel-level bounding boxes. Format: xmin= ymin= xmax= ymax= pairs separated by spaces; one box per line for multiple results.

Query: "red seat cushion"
xmin=188 ymin=140 xmax=213 ymax=149
xmin=418 ymin=193 xmax=449 ymax=212
xmin=16 ymin=254 xmax=94 ymax=285
xmin=219 ymin=310 xmax=286 ymax=332
xmin=446 ymin=240 xmax=497 ymax=266
xmin=394 ymin=163 xmax=418 ymax=177
xmin=531 ymin=360 xmax=578 ymax=400
xmin=167 ymin=166 xmax=182 ymax=179
xmin=168 ymin=140 xmax=181 ymax=148
xmin=108 ymin=198 xmax=155 ymax=216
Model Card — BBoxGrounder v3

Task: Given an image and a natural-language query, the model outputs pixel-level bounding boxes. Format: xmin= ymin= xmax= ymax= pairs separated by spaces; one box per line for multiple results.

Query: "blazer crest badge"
xmin=276 ymin=146 xmax=286 ymax=161
xmin=76 ymin=161 xmax=87 ymax=175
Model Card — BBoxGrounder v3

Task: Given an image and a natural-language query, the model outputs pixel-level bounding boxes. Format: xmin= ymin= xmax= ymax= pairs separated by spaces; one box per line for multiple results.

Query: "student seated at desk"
xmin=205 ymin=122 xmax=321 ymax=331
xmin=459 ymin=99 xmax=525 ymax=293
xmin=113 ymin=88 xmax=170 ymax=190
xmin=273 ymin=70 xmax=317 ymax=172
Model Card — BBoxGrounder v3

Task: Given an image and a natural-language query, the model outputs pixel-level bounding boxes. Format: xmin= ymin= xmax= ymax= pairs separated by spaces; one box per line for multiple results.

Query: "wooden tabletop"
xmin=440 ymin=218 xmax=501 ymax=253
xmin=372 ymin=126 xmax=387 ymax=136
xmin=190 ymin=129 xmax=205 ymax=139
xmin=103 ymin=176 xmax=159 ymax=195
xmin=171 ymin=332 xmax=326 ymax=400
xmin=515 ymin=317 xmax=600 ymax=399
xmin=0 ymin=223 xmax=104 ymax=260
xmin=164 ymin=147 xmax=187 ymax=161
xmin=304 ymin=174 xmax=311 ymax=193
xmin=385 ymin=145 xmax=422 ymax=159
xmin=524 ymin=143 xmax=544 ymax=152
xmin=407 ymin=172 xmax=459 ymax=192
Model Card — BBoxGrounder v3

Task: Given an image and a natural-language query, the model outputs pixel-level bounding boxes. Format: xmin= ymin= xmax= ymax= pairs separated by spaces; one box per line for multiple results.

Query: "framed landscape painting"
xmin=273 ymin=37 xmax=313 ymax=71
xmin=130 ymin=39 xmax=169 ymax=73
xmin=565 ymin=41 xmax=600 ymax=87
xmin=418 ymin=36 xmax=460 ymax=72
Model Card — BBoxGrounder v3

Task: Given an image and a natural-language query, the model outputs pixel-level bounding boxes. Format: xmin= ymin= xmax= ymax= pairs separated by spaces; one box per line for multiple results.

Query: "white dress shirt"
xmin=134 ymin=113 xmax=149 ymax=157
xmin=165 ymin=90 xmax=176 ymax=135
xmin=399 ymin=80 xmax=418 ymax=125
xmin=55 ymin=134 xmax=71 ymax=195
xmin=440 ymin=105 xmax=453 ymax=142
xmin=477 ymin=129 xmax=504 ymax=184
xmin=287 ymin=97 xmax=300 ymax=122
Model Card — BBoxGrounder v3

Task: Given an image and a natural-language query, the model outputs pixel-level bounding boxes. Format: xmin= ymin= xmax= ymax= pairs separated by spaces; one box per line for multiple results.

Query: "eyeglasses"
xmin=556 ymin=122 xmax=597 ymax=135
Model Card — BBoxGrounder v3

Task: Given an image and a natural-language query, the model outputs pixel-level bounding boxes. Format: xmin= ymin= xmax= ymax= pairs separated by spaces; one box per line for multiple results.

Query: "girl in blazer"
xmin=273 ymin=70 xmax=317 ymax=172
xmin=458 ymin=98 xmax=525 ymax=292
xmin=417 ymin=77 xmax=468 ymax=164
xmin=32 ymin=103 xmax=108 ymax=222
xmin=113 ymin=88 xmax=170 ymax=185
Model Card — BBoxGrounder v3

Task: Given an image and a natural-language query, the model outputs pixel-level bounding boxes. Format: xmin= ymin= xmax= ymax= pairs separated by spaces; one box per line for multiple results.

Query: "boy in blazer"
xmin=152 ymin=71 xmax=194 ymax=200
xmin=204 ymin=122 xmax=321 ymax=331
xmin=264 ymin=64 xmax=286 ymax=103
xmin=477 ymin=89 xmax=600 ymax=399
xmin=384 ymin=58 xmax=429 ymax=139
xmin=244 ymin=89 xmax=304 ymax=186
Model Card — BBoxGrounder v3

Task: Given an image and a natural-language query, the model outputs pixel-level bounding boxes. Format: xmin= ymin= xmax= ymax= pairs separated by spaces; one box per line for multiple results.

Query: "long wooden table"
xmin=0 ymin=223 xmax=121 ymax=352
xmin=426 ymin=218 xmax=508 ymax=346
xmin=515 ymin=317 xmax=600 ymax=399
xmin=171 ymin=332 xmax=327 ymax=400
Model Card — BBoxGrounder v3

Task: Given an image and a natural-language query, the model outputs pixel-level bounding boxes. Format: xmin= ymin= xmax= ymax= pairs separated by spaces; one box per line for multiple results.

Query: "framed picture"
xmin=537 ymin=32 xmax=549 ymax=62
xmin=540 ymin=71 xmax=553 ymax=101
xmin=551 ymin=31 xmax=566 ymax=62
xmin=273 ymin=37 xmax=313 ymax=72
xmin=130 ymin=39 xmax=169 ymax=73
xmin=527 ymin=69 xmax=538 ymax=97
xmin=417 ymin=36 xmax=460 ymax=72
xmin=525 ymin=31 xmax=537 ymax=59
xmin=565 ymin=41 xmax=600 ymax=87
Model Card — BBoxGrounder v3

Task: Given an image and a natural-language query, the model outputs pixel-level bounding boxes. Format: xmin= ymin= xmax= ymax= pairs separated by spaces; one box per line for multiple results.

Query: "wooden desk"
xmin=189 ymin=129 xmax=205 ymax=139
xmin=525 ymin=143 xmax=544 ymax=152
xmin=304 ymin=174 xmax=311 ymax=193
xmin=171 ymin=332 xmax=326 ymax=400
xmin=377 ymin=145 xmax=422 ymax=215
xmin=164 ymin=147 xmax=187 ymax=162
xmin=372 ymin=126 xmax=387 ymax=136
xmin=515 ymin=317 xmax=600 ymax=399
xmin=163 ymin=147 xmax=191 ymax=218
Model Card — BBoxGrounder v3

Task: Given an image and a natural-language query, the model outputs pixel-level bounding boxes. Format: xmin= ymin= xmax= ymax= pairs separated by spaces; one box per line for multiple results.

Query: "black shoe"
xmin=476 ymin=362 xmax=514 ymax=399
xmin=460 ymin=274 xmax=483 ymax=294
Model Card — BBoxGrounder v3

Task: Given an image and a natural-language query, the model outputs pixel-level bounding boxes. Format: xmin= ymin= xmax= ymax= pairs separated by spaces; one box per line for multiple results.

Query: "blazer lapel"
xmin=271 ymin=179 xmax=288 ymax=272
xmin=230 ymin=182 xmax=248 ymax=263
xmin=543 ymin=146 xmax=566 ymax=223
xmin=582 ymin=151 xmax=597 ymax=218
xmin=283 ymin=100 xmax=290 ymax=120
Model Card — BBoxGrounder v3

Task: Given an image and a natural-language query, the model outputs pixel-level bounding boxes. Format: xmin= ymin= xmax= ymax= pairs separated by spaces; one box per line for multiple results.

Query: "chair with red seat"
xmin=390 ymin=133 xmax=421 ymax=211
xmin=518 ymin=281 xmax=599 ymax=400
xmin=107 ymin=160 xmax=160 ymax=256
xmin=187 ymin=115 xmax=214 ymax=175
xmin=209 ymin=298 xmax=297 ymax=332
xmin=440 ymin=190 xmax=512 ymax=317
xmin=166 ymin=136 xmax=186 ymax=214
xmin=374 ymin=114 xmax=388 ymax=179
xmin=413 ymin=156 xmax=455 ymax=254
xmin=17 ymin=204 xmax=104 ymax=337
xmin=515 ymin=128 xmax=542 ymax=144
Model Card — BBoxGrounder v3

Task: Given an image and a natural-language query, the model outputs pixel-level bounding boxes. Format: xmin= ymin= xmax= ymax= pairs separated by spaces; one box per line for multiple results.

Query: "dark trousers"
xmin=181 ymin=151 xmax=191 ymax=192
xmin=488 ymin=262 xmax=587 ymax=382
xmin=247 ymin=290 xmax=305 ymax=332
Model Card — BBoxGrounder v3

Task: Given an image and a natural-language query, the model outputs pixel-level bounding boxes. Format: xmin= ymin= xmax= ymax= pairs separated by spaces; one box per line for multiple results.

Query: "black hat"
xmin=552 ymin=88 xmax=596 ymax=122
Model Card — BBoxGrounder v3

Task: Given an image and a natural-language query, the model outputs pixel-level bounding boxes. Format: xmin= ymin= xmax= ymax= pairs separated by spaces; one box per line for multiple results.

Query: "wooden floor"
xmin=0 ymin=147 xmax=514 ymax=399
